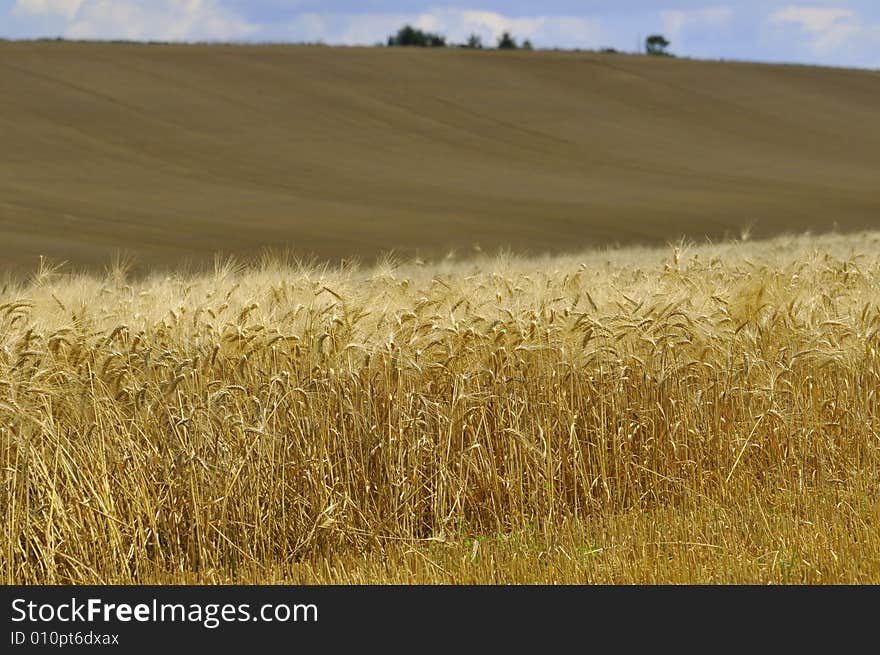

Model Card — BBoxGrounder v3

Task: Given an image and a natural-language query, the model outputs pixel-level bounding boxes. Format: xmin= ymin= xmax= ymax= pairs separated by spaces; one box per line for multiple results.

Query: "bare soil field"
xmin=2 ymin=41 xmax=879 ymax=271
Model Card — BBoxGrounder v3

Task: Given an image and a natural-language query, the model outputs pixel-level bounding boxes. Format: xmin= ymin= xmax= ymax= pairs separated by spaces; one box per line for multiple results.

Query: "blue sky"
xmin=2 ymin=1 xmax=878 ymax=69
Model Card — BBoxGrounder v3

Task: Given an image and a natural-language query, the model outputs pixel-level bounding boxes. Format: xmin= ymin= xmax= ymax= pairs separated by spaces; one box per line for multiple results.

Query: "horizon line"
xmin=2 ymin=37 xmax=878 ymax=73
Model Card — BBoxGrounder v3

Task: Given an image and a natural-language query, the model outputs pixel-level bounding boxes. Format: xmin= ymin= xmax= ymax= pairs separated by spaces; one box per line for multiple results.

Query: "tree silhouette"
xmin=464 ymin=33 xmax=484 ymax=49
xmin=645 ymin=34 xmax=671 ymax=56
xmin=497 ymin=32 xmax=518 ymax=49
xmin=387 ymin=25 xmax=446 ymax=47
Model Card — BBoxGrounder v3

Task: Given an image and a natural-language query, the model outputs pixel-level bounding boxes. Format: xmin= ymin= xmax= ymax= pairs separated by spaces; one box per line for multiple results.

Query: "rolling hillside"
xmin=1 ymin=40 xmax=879 ymax=270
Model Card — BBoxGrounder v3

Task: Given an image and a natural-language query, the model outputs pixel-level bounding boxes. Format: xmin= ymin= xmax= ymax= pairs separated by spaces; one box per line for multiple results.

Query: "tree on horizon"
xmin=387 ymin=25 xmax=446 ymax=47
xmin=497 ymin=32 xmax=518 ymax=49
xmin=645 ymin=34 xmax=671 ymax=56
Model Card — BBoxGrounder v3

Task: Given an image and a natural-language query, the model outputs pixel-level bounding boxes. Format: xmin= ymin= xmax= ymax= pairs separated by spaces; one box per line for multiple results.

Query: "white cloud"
xmin=768 ymin=4 xmax=879 ymax=58
xmin=7 ymin=4 xmax=602 ymax=49
xmin=417 ymin=10 xmax=601 ymax=48
xmin=282 ymin=9 xmax=601 ymax=49
xmin=442 ymin=10 xmax=547 ymax=43
xmin=769 ymin=6 xmax=854 ymax=34
xmin=13 ymin=0 xmax=85 ymax=20
xmin=662 ymin=6 xmax=733 ymax=41
xmin=333 ymin=13 xmax=409 ymax=46
xmin=13 ymin=0 xmax=257 ymax=41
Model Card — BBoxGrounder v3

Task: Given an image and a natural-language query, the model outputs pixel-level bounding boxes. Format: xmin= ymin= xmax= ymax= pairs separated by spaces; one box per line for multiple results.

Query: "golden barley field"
xmin=2 ymin=230 xmax=879 ymax=584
